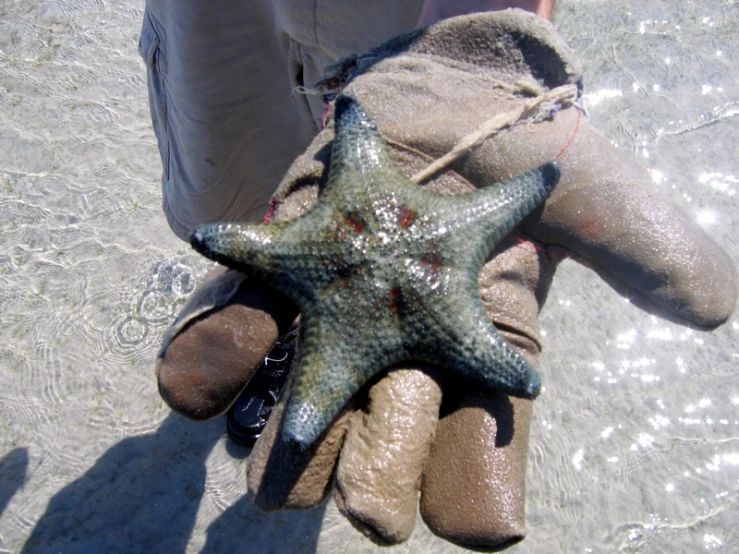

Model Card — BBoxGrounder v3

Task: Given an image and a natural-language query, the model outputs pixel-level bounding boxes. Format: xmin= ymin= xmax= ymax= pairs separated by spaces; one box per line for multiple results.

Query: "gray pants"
xmin=139 ymin=0 xmax=424 ymax=241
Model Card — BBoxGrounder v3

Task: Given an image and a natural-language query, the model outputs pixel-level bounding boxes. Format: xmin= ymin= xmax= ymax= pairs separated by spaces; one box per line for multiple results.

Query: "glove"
xmin=156 ymin=10 xmax=738 ymax=549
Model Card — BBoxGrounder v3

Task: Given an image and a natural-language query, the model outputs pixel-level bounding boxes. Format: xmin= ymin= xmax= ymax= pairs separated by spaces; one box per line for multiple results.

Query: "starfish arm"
xmin=191 ymin=216 xmax=365 ymax=306
xmin=324 ymin=94 xmax=411 ymax=198
xmin=281 ymin=309 xmax=405 ymax=447
xmin=404 ymin=270 xmax=541 ymax=399
xmin=191 ymin=221 xmax=291 ymax=278
xmin=429 ymin=163 xmax=560 ymax=263
xmin=443 ymin=314 xmax=541 ymax=400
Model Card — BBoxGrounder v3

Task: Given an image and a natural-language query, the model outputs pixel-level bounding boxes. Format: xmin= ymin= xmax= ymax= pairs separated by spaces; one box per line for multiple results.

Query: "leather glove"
xmin=156 ymin=10 xmax=738 ymax=550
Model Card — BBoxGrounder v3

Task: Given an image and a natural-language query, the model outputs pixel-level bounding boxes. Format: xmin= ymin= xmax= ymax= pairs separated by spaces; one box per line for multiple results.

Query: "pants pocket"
xmin=138 ymin=9 xmax=170 ymax=180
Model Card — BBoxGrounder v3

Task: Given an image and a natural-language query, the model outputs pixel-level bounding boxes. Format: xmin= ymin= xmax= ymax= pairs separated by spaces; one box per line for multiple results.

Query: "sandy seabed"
xmin=1 ymin=1 xmax=737 ymax=553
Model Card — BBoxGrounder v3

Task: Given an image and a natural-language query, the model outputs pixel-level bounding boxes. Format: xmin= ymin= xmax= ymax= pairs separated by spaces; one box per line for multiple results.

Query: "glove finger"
xmin=334 ymin=366 xmax=443 ymax=545
xmin=477 ymin=234 xmax=558 ymax=355
xmin=420 ymin=320 xmax=541 ymax=549
xmin=247 ymin=393 xmax=350 ymax=511
xmin=479 ymin=109 xmax=737 ymax=328
xmin=544 ymin=114 xmax=737 ymax=327
xmin=420 ymin=391 xmax=533 ymax=550
xmin=157 ymin=267 xmax=298 ymax=419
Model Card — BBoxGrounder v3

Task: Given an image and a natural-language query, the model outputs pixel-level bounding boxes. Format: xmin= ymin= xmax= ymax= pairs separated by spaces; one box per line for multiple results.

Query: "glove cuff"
xmin=315 ymin=9 xmax=582 ymax=102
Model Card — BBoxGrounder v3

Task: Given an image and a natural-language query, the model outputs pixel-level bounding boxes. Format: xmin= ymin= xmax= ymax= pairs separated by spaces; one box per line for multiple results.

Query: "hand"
xmin=159 ymin=265 xmax=538 ymax=548
xmin=156 ymin=11 xmax=737 ymax=549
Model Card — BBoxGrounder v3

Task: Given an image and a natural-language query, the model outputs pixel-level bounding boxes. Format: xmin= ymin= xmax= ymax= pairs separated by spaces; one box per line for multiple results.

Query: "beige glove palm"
xmin=156 ymin=10 xmax=737 ymax=550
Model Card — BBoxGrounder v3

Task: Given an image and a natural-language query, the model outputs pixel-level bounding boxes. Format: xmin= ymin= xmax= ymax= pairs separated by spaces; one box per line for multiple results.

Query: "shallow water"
xmin=0 ymin=1 xmax=737 ymax=553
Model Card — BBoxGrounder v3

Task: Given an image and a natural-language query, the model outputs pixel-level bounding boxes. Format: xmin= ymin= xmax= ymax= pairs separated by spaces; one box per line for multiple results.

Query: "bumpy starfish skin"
xmin=192 ymin=94 xmax=560 ymax=447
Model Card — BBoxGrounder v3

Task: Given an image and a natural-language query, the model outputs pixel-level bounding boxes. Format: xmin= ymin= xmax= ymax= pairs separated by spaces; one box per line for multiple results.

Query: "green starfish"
xmin=192 ymin=94 xmax=559 ymax=447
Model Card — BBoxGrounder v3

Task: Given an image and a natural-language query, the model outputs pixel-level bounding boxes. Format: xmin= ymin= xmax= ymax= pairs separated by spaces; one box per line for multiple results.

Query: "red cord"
xmin=261 ymin=196 xmax=277 ymax=224
xmin=320 ymin=101 xmax=334 ymax=130
xmin=515 ymin=236 xmax=545 ymax=252
xmin=554 ymin=103 xmax=583 ymax=160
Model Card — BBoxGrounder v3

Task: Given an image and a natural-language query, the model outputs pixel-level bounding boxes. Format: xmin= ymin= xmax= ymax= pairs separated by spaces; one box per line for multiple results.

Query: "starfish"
xmin=192 ymin=94 xmax=560 ymax=448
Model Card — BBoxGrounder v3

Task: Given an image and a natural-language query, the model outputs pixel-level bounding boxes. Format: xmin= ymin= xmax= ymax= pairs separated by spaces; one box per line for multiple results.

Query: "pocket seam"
xmin=139 ymin=10 xmax=170 ymax=180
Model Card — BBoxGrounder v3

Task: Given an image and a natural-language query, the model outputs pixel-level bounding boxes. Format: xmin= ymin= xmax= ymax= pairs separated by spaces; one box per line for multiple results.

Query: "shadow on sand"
xmin=0 ymin=447 xmax=29 ymax=518
xmin=22 ymin=413 xmax=325 ymax=554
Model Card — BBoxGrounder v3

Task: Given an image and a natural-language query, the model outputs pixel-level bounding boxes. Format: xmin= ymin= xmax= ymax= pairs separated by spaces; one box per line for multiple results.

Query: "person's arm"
xmin=417 ymin=0 xmax=556 ymax=26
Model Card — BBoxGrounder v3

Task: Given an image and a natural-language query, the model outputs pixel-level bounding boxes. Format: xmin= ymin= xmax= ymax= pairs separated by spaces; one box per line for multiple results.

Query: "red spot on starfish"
xmin=421 ymin=252 xmax=443 ymax=273
xmin=345 ymin=213 xmax=366 ymax=234
xmin=398 ymin=206 xmax=416 ymax=228
xmin=389 ymin=287 xmax=402 ymax=314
